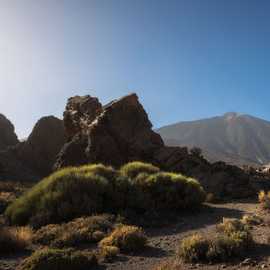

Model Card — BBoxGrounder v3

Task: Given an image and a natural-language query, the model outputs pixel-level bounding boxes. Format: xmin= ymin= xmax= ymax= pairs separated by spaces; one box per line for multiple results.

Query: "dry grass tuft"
xmin=0 ymin=226 xmax=33 ymax=254
xmin=99 ymin=224 xmax=147 ymax=252
xmin=100 ymin=245 xmax=120 ymax=261
xmin=241 ymin=214 xmax=263 ymax=226
xmin=33 ymin=214 xmax=114 ymax=248
xmin=17 ymin=248 xmax=97 ymax=270
xmin=178 ymin=217 xmax=253 ymax=263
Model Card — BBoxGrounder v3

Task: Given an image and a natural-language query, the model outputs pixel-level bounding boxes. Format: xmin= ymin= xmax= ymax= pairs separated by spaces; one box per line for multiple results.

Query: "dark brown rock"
xmin=0 ymin=116 xmax=65 ymax=181
xmin=0 ymin=114 xmax=19 ymax=150
xmin=64 ymin=95 xmax=102 ymax=140
xmin=16 ymin=116 xmax=66 ymax=176
xmin=55 ymin=93 xmax=257 ymax=198
xmin=56 ymin=94 xmax=164 ymax=168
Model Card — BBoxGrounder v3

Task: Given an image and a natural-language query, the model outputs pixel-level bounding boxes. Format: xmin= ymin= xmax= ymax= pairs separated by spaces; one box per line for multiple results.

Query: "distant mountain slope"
xmin=157 ymin=112 xmax=270 ymax=166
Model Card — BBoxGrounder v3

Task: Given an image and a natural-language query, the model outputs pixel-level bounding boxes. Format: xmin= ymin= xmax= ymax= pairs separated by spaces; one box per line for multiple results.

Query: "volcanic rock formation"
xmin=16 ymin=116 xmax=66 ymax=176
xmin=55 ymin=93 xmax=256 ymax=198
xmin=0 ymin=114 xmax=19 ymax=150
xmin=0 ymin=116 xmax=65 ymax=181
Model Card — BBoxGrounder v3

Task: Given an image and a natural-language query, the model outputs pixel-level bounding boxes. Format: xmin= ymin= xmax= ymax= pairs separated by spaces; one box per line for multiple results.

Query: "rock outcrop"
xmin=0 ymin=116 xmax=65 ymax=181
xmin=55 ymin=93 xmax=256 ymax=198
xmin=0 ymin=114 xmax=19 ymax=150
xmin=16 ymin=116 xmax=66 ymax=176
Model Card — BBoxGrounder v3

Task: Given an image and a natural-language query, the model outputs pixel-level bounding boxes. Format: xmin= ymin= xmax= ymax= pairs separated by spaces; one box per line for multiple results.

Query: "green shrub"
xmin=178 ymin=217 xmax=253 ymax=263
xmin=99 ymin=225 xmax=147 ymax=252
xmin=6 ymin=162 xmax=205 ymax=226
xmin=18 ymin=248 xmax=97 ymax=270
xmin=133 ymin=172 xmax=205 ymax=210
xmin=120 ymin=161 xmax=160 ymax=178
xmin=5 ymin=166 xmax=130 ymax=226
xmin=33 ymin=215 xmax=114 ymax=248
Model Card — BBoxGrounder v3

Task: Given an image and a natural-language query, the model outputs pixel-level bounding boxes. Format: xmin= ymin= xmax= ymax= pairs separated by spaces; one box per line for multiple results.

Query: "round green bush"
xmin=5 ymin=166 xmax=130 ymax=226
xmin=120 ymin=161 xmax=160 ymax=178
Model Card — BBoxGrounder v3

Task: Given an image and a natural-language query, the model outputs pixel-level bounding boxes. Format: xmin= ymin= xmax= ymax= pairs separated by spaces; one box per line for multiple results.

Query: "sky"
xmin=1 ymin=0 xmax=270 ymax=138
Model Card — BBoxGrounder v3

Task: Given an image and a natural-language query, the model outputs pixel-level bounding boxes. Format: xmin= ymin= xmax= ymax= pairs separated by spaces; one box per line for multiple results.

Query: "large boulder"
xmin=55 ymin=94 xmax=164 ymax=168
xmin=55 ymin=93 xmax=256 ymax=198
xmin=64 ymin=95 xmax=102 ymax=140
xmin=0 ymin=114 xmax=19 ymax=150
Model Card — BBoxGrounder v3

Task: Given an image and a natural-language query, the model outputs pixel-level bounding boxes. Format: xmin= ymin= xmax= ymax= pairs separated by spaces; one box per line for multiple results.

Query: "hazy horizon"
xmin=2 ymin=0 xmax=270 ymax=138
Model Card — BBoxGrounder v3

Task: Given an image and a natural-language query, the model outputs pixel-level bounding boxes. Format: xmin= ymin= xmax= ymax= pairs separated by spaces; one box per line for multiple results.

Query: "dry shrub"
xmin=100 ymin=245 xmax=120 ymax=261
xmin=33 ymin=215 xmax=114 ymax=248
xmin=0 ymin=226 xmax=33 ymax=254
xmin=99 ymin=225 xmax=147 ymax=252
xmin=179 ymin=234 xmax=209 ymax=262
xmin=17 ymin=248 xmax=97 ymax=270
xmin=258 ymin=191 xmax=270 ymax=209
xmin=241 ymin=214 xmax=263 ymax=226
xmin=216 ymin=218 xmax=247 ymax=234
xmin=178 ymin=217 xmax=253 ymax=263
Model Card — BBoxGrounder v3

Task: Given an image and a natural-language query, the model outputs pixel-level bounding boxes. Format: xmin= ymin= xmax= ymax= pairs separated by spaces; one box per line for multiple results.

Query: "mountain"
xmin=157 ymin=112 xmax=270 ymax=166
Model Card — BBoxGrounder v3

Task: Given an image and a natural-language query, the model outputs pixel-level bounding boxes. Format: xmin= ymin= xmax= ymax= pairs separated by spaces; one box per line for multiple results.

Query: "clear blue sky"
xmin=1 ymin=0 xmax=270 ymax=138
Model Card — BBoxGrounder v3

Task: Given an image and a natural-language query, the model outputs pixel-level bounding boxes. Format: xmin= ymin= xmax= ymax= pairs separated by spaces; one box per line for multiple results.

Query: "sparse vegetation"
xmin=33 ymin=214 xmax=114 ymax=248
xmin=258 ymin=190 xmax=270 ymax=209
xmin=0 ymin=226 xmax=33 ymax=254
xmin=241 ymin=214 xmax=263 ymax=226
xmin=17 ymin=248 xmax=98 ymax=270
xmin=179 ymin=233 xmax=209 ymax=262
xmin=99 ymin=225 xmax=147 ymax=252
xmin=6 ymin=162 xmax=205 ymax=226
xmin=178 ymin=218 xmax=253 ymax=263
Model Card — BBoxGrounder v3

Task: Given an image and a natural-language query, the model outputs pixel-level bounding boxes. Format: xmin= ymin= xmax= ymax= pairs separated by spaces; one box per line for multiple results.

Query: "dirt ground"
xmin=105 ymin=200 xmax=270 ymax=270
xmin=1 ymin=200 xmax=270 ymax=270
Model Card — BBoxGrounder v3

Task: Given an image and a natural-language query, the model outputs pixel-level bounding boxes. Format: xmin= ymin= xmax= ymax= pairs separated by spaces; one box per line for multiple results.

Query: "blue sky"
xmin=1 ymin=0 xmax=270 ymax=138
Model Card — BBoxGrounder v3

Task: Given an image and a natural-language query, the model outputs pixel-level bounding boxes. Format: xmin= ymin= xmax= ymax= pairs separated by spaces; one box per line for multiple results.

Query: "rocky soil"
xmin=2 ymin=199 xmax=270 ymax=270
xmin=104 ymin=200 xmax=270 ymax=270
